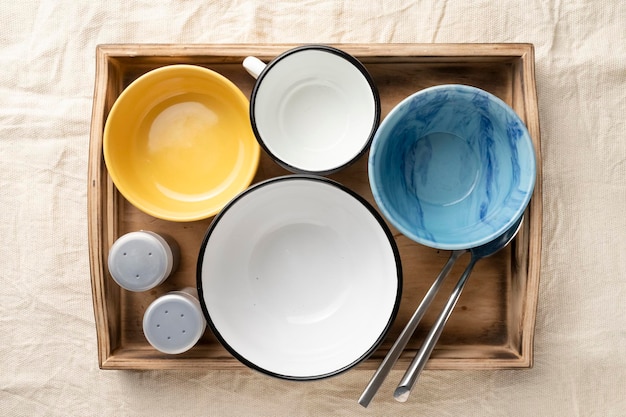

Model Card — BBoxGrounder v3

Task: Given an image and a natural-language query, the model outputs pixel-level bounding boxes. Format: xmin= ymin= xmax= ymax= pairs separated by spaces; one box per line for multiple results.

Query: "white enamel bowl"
xmin=197 ymin=176 xmax=401 ymax=380
xmin=247 ymin=45 xmax=380 ymax=175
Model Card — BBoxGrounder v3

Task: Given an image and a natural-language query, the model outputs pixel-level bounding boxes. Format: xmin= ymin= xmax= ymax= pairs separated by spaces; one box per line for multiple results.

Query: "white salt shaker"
xmin=142 ymin=288 xmax=206 ymax=354
xmin=107 ymin=231 xmax=180 ymax=292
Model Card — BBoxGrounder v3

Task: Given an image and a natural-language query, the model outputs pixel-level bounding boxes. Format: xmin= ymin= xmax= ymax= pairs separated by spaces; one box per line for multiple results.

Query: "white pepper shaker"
xmin=107 ymin=231 xmax=180 ymax=292
xmin=142 ymin=288 xmax=206 ymax=354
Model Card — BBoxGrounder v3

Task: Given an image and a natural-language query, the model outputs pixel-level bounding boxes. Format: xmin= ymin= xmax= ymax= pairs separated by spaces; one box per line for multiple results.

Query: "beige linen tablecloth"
xmin=1 ymin=1 xmax=625 ymax=416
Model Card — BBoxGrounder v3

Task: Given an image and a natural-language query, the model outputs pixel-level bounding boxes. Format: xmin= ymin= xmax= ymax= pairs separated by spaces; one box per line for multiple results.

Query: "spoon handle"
xmin=393 ymin=258 xmax=478 ymax=403
xmin=358 ymin=250 xmax=464 ymax=407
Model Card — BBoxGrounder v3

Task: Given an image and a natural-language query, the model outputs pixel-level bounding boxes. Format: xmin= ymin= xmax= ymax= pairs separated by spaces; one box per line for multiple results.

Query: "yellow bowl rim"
xmin=103 ymin=64 xmax=260 ymax=222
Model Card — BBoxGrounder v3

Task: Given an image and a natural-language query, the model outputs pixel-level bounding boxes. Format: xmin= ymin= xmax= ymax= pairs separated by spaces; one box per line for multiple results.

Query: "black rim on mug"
xmin=248 ymin=45 xmax=381 ymax=176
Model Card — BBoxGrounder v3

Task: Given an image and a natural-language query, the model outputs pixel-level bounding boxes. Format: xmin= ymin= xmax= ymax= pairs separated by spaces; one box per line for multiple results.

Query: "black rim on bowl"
xmin=196 ymin=175 xmax=402 ymax=380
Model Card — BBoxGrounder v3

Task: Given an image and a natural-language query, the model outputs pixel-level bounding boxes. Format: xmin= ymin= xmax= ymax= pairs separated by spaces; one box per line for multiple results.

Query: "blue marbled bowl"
xmin=369 ymin=84 xmax=536 ymax=250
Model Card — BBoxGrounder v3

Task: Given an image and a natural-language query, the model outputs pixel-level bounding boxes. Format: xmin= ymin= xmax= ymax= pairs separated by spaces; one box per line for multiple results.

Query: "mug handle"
xmin=243 ymin=56 xmax=267 ymax=79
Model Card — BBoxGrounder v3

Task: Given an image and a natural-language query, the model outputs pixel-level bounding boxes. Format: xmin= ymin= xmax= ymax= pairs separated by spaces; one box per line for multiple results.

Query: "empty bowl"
xmin=197 ymin=175 xmax=402 ymax=380
xmin=104 ymin=64 xmax=260 ymax=221
xmin=369 ymin=84 xmax=536 ymax=250
xmin=244 ymin=45 xmax=380 ymax=175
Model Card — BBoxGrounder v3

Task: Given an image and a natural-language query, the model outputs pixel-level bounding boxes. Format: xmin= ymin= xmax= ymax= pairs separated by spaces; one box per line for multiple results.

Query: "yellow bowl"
xmin=104 ymin=65 xmax=260 ymax=221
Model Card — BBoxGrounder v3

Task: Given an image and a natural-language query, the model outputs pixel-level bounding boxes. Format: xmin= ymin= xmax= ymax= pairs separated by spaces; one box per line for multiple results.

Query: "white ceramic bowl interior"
xmin=251 ymin=47 xmax=379 ymax=174
xmin=197 ymin=176 xmax=401 ymax=379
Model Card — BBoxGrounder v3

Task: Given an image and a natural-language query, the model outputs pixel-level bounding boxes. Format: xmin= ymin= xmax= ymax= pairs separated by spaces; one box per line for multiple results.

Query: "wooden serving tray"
xmin=88 ymin=44 xmax=542 ymax=370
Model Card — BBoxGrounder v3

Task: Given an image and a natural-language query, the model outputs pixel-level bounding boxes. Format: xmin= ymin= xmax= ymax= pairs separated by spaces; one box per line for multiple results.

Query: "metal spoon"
xmin=358 ymin=249 xmax=465 ymax=407
xmin=393 ymin=216 xmax=524 ymax=403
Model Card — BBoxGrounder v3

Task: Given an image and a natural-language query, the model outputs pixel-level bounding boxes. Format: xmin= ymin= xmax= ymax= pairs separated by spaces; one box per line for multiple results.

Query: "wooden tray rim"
xmin=88 ymin=43 xmax=543 ymax=370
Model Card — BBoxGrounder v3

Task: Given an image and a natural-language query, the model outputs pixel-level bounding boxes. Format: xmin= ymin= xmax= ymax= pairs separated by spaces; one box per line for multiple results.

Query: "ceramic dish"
xmin=244 ymin=45 xmax=380 ymax=175
xmin=103 ymin=64 xmax=260 ymax=221
xmin=197 ymin=175 xmax=402 ymax=379
xmin=369 ymin=84 xmax=536 ymax=250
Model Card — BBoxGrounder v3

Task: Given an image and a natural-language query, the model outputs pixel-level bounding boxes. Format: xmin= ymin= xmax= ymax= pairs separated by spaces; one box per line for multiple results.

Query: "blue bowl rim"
xmin=368 ymin=84 xmax=537 ymax=250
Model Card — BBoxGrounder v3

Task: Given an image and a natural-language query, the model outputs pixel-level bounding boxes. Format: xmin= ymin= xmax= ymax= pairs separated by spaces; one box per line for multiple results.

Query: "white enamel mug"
xmin=243 ymin=45 xmax=380 ymax=175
